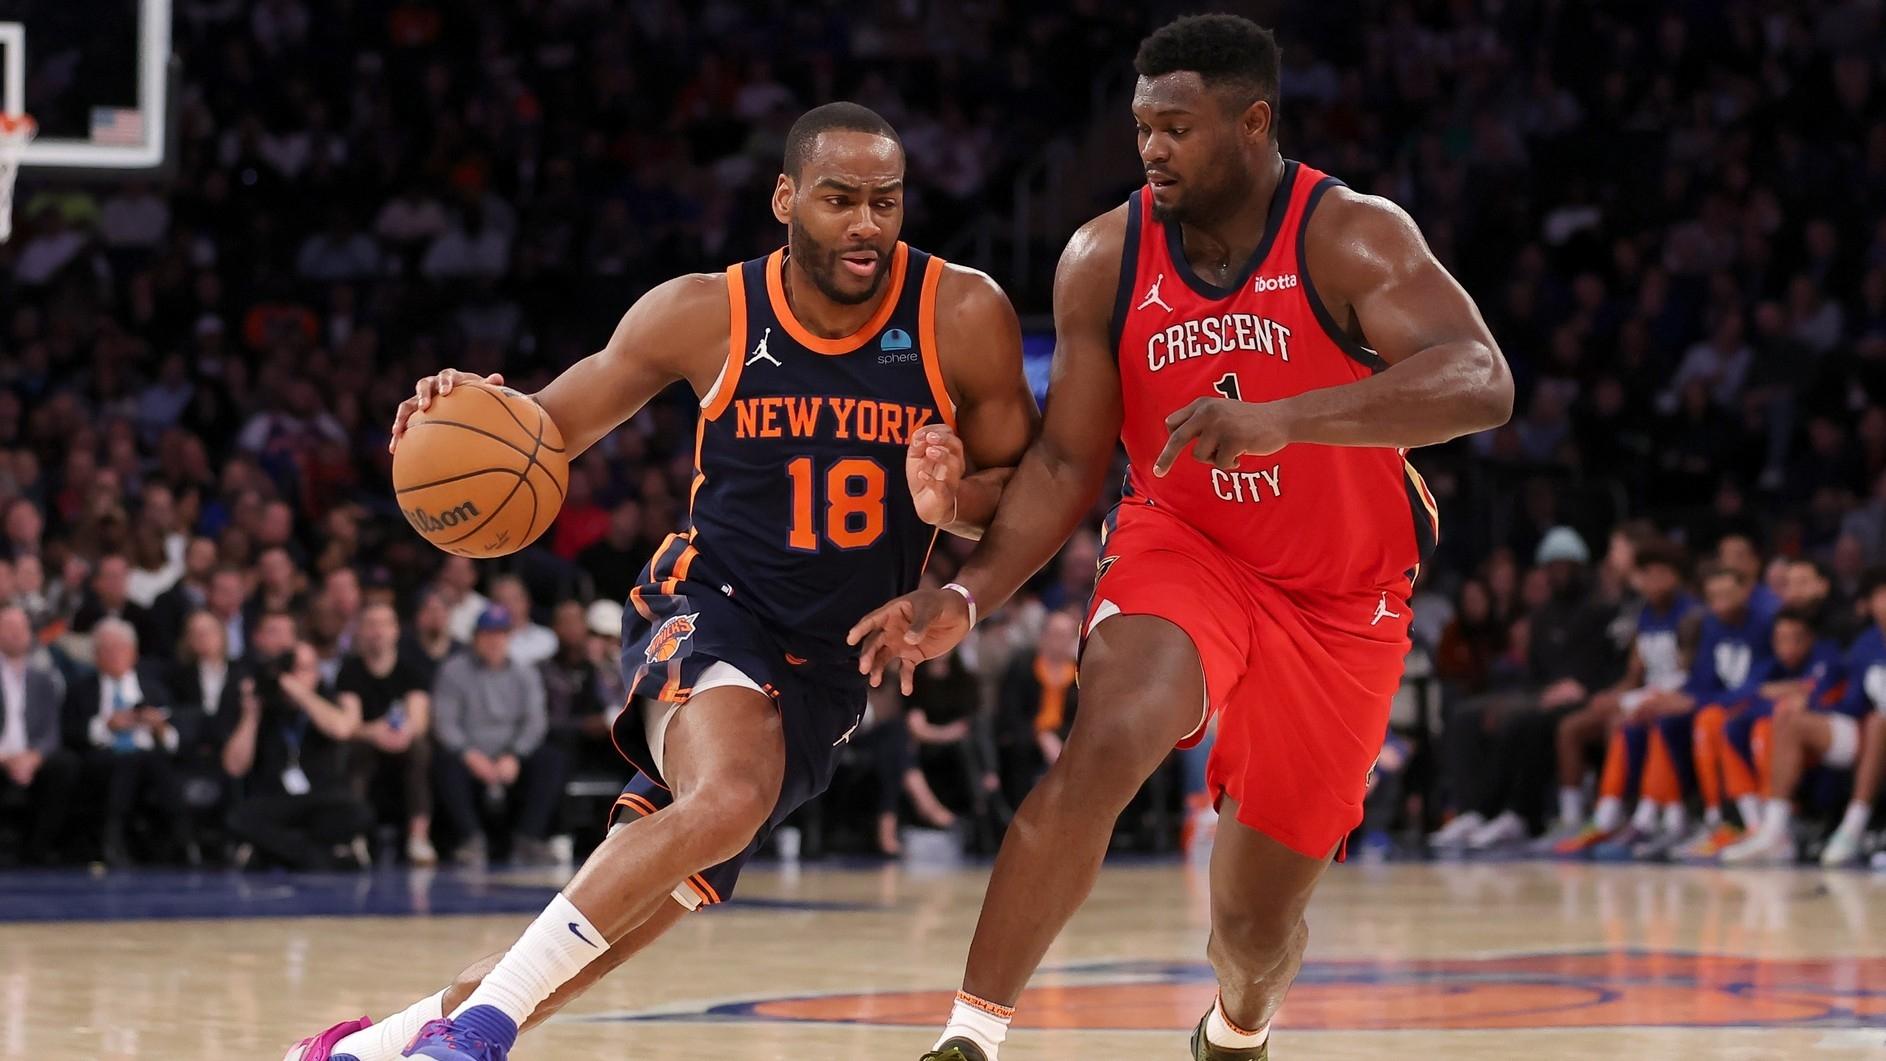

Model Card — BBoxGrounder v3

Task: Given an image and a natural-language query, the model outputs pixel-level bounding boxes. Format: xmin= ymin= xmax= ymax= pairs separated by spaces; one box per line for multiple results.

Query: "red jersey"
xmin=1109 ymin=160 xmax=1439 ymax=592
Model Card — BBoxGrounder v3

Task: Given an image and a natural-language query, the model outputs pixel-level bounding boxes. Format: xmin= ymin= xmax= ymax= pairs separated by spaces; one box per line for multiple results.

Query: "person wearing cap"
xmin=585 ymin=599 xmax=628 ymax=727
xmin=1430 ymin=525 xmax=1628 ymax=851
xmin=431 ymin=604 xmax=551 ymax=866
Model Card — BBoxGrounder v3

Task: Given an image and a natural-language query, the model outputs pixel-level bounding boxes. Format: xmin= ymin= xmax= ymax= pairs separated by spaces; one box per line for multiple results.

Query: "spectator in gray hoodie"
xmin=431 ymin=605 xmax=555 ymax=866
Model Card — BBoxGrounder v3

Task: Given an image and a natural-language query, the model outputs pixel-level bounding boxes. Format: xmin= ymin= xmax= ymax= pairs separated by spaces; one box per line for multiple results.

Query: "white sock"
xmin=1630 ymin=799 xmax=1659 ymax=833
xmin=1836 ymin=801 xmax=1871 ymax=838
xmin=1762 ymin=799 xmax=1792 ymax=838
xmin=1703 ymin=805 xmax=1722 ymax=829
xmin=451 ymin=892 xmax=607 ymax=1029
xmin=1594 ymin=796 xmax=1624 ymax=832
xmin=333 ymin=991 xmax=445 ymax=1061
xmin=1735 ymin=795 xmax=1762 ymax=831
xmin=1206 ymin=994 xmax=1270 ymax=1049
xmin=1660 ymin=803 xmax=1687 ymax=835
xmin=935 ymin=992 xmax=1012 ymax=1057
xmin=1557 ymin=787 xmax=1583 ymax=826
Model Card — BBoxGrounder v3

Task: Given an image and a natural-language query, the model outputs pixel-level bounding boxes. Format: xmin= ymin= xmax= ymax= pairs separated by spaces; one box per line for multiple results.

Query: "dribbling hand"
xmin=1153 ymin=397 xmax=1294 ymax=476
xmin=846 ymin=588 xmax=974 ymax=694
xmin=389 ymin=368 xmax=506 ymax=454
xmin=906 ymin=425 xmax=966 ymax=527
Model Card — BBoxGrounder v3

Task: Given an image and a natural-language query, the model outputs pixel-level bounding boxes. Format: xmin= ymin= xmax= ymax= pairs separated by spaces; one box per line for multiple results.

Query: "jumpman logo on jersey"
xmin=1137 ymin=273 xmax=1172 ymax=313
xmin=746 ymin=326 xmax=781 ymax=367
xmin=1371 ymin=592 xmax=1403 ymax=627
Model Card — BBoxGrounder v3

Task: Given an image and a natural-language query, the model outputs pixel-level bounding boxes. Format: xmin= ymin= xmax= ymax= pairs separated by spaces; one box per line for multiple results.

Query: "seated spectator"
xmin=336 ymin=602 xmax=436 ymax=866
xmin=435 ymin=556 xmax=488 ymax=643
xmin=586 ymin=600 xmax=628 ymax=722
xmin=222 ymin=636 xmax=372 ymax=871
xmin=579 ymin=500 xmax=661 ymax=604
xmin=0 ymin=604 xmax=79 ymax=864
xmin=904 ymin=649 xmax=986 ymax=835
xmin=488 ymin=575 xmax=556 ymax=667
xmin=996 ymin=608 xmax=1081 ymax=811
xmin=400 ymin=588 xmax=462 ymax=687
xmin=149 ymin=536 xmax=221 ymax=651
xmin=66 ymin=618 xmax=193 ymax=866
xmin=431 ymin=606 xmax=554 ymax=865
xmin=538 ymin=600 xmax=615 ymax=779
xmin=169 ymin=609 xmax=240 ymax=846
xmin=70 ymin=553 xmax=155 ymax=646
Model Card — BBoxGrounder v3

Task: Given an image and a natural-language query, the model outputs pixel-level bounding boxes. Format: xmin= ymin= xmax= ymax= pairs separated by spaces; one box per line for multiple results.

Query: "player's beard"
xmin=788 ymin=218 xmax=890 ymax=306
xmin=1152 ymin=163 xmax=1258 ymax=226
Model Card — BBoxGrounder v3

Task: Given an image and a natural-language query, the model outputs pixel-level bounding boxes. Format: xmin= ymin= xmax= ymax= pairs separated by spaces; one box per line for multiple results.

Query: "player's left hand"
xmin=1154 ymin=398 xmax=1293 ymax=476
xmin=847 ymin=587 xmax=973 ymax=695
xmin=906 ymin=424 xmax=966 ymax=527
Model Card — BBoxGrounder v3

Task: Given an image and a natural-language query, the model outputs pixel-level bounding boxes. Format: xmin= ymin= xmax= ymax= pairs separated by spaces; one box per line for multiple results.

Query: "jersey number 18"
xmin=786 ymin=457 xmax=887 ymax=551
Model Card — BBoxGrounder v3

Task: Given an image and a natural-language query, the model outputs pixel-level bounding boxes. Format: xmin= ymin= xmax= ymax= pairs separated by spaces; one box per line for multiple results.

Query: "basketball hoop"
xmin=0 ymin=113 xmax=36 ymax=243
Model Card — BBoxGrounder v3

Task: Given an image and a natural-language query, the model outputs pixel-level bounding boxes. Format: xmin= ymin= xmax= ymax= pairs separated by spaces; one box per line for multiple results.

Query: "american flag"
xmin=90 ymin=107 xmax=145 ymax=146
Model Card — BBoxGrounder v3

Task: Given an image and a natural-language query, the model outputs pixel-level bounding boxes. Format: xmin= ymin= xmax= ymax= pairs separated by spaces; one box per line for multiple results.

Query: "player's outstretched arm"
xmin=388 ymin=274 xmax=727 ymax=458
xmin=852 ymin=210 xmax=1128 ymax=689
xmin=910 ymin=266 xmax=1041 ymax=540
xmin=1154 ymin=191 xmax=1513 ymax=475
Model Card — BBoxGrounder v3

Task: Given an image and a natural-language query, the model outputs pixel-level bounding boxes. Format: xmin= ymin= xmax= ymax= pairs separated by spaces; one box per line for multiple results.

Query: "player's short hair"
xmin=1633 ymin=539 xmax=1687 ymax=577
xmin=1773 ymin=606 xmax=1819 ymax=633
xmin=1699 ymin=561 xmax=1748 ymax=586
xmin=1135 ymin=14 xmax=1282 ymax=116
xmin=783 ymin=102 xmax=902 ymax=179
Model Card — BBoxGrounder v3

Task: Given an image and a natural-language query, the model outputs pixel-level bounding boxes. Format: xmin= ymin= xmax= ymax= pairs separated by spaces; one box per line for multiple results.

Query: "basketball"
xmin=392 ymin=381 xmax=568 ymax=558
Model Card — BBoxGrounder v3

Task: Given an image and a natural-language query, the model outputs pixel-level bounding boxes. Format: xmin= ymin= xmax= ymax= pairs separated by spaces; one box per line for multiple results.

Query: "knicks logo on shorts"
xmin=645 ymin=613 xmax=702 ymax=664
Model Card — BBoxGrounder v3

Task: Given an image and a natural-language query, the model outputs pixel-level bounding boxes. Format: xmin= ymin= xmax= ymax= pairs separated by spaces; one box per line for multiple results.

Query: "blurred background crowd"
xmin=2 ymin=0 xmax=1885 ymax=872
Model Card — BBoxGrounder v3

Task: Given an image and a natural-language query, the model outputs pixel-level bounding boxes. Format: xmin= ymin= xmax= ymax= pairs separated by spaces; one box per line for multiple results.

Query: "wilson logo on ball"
xmin=405 ymin=500 xmax=482 ymax=532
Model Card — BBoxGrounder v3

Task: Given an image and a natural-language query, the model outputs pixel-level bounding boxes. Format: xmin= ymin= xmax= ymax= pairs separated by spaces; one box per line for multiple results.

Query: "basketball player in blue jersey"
xmin=284 ymin=102 xmax=1038 ymax=1061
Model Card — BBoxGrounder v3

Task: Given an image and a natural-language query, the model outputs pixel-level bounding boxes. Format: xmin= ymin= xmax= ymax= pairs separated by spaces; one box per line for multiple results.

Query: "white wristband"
xmin=943 ymin=582 xmax=978 ymax=628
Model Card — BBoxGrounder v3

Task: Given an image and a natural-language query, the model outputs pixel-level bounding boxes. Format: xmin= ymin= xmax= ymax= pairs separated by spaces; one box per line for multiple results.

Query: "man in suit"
xmin=147 ymin=537 xmax=221 ymax=655
xmin=65 ymin=617 xmax=195 ymax=866
xmin=0 ymin=604 xmax=80 ymax=864
xmin=69 ymin=553 xmax=157 ymax=647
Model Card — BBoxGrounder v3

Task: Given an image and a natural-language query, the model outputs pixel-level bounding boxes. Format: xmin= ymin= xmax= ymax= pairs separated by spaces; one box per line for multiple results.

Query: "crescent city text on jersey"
xmin=1145 ymin=303 xmax=1297 ymax=372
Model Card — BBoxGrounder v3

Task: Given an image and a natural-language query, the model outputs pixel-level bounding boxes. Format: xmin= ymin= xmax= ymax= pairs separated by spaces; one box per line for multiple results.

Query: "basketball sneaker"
xmin=282 ymin=1017 xmax=370 ymax=1061
xmin=1190 ymin=1013 xmax=1270 ymax=1059
xmin=1819 ymin=824 xmax=1865 ymax=867
xmin=920 ymin=1038 xmax=988 ymax=1061
xmin=401 ymin=1008 xmax=515 ymax=1060
xmin=1551 ymin=823 xmax=1616 ymax=857
xmin=1719 ymin=828 xmax=1795 ymax=865
xmin=1673 ymin=823 xmax=1742 ymax=862
xmin=1427 ymin=811 xmax=1486 ymax=849
xmin=1591 ymin=825 xmax=1649 ymax=862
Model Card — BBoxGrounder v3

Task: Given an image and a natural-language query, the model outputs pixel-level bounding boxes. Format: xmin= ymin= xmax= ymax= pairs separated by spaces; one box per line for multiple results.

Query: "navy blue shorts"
xmin=608 ymin=566 xmax=866 ymax=906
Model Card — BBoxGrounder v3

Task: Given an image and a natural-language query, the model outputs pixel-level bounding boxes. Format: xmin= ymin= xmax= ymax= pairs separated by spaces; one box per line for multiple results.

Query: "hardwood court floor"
xmin=2 ymin=859 xmax=1884 ymax=1059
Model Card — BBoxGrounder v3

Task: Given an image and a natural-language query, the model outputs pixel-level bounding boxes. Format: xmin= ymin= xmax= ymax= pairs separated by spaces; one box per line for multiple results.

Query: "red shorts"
xmin=1085 ymin=500 xmax=1411 ymax=859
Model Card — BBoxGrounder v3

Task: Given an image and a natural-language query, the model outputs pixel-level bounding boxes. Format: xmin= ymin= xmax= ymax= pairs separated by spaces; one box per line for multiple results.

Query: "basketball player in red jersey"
xmin=284 ymin=103 xmax=1038 ymax=1061
xmin=851 ymin=16 xmax=1512 ymax=1061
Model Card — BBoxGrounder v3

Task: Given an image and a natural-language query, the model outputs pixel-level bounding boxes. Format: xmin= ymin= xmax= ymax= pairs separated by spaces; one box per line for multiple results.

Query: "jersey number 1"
xmin=787 ymin=457 xmax=887 ymax=551
xmin=1213 ymin=373 xmax=1243 ymax=401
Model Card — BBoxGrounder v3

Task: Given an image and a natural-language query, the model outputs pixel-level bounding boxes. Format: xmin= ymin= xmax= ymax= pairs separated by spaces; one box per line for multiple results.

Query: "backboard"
xmin=0 ymin=0 xmax=171 ymax=170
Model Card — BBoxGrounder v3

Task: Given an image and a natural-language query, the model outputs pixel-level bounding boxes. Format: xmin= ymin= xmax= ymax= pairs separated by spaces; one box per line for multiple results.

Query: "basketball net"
xmin=0 ymin=113 xmax=35 ymax=244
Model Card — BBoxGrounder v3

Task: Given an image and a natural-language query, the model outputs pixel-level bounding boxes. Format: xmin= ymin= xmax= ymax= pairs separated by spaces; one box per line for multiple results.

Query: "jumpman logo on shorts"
xmin=1371 ymin=592 xmax=1402 ymax=627
xmin=1137 ymin=273 xmax=1172 ymax=313
xmin=746 ymin=326 xmax=781 ymax=367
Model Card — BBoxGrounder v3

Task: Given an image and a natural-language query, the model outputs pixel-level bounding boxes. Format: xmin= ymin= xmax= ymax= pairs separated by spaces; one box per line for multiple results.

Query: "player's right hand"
xmin=389 ymin=368 xmax=506 ymax=453
xmin=847 ymin=588 xmax=973 ymax=695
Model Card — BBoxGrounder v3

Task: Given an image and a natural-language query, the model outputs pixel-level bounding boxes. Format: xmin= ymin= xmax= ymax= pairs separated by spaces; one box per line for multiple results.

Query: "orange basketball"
xmin=392 ymin=381 xmax=568 ymax=558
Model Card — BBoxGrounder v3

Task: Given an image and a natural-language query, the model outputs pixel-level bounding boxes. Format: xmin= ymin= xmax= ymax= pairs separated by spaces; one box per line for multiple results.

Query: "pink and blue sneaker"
xmin=402 ymin=1007 xmax=517 ymax=1060
xmin=281 ymin=1017 xmax=370 ymax=1061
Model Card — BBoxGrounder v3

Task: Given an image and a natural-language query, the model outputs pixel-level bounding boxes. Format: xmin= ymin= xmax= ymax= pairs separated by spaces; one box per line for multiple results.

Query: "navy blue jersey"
xmin=1684 ymin=606 xmax=1774 ymax=702
xmin=641 ymin=243 xmax=956 ymax=659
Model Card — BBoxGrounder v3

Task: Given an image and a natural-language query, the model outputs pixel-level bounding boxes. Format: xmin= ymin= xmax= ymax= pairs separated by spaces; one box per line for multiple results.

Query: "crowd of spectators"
xmin=2 ymin=1 xmax=1885 ymax=869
